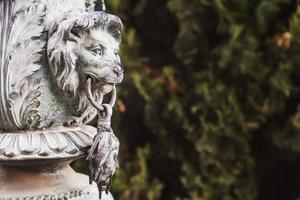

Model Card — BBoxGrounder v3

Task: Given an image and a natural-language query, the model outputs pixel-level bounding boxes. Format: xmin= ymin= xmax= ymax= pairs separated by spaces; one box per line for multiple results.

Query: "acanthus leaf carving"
xmin=7 ymin=3 xmax=46 ymax=130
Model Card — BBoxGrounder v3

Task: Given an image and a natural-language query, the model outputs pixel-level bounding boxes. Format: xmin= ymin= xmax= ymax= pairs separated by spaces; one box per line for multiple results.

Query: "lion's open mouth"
xmin=85 ymin=73 xmax=101 ymax=83
xmin=85 ymin=77 xmax=116 ymax=111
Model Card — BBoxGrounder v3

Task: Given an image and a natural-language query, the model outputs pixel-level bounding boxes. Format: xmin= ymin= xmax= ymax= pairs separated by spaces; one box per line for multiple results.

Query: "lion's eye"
xmin=112 ymin=30 xmax=122 ymax=41
xmin=91 ymin=45 xmax=105 ymax=56
xmin=93 ymin=48 xmax=103 ymax=56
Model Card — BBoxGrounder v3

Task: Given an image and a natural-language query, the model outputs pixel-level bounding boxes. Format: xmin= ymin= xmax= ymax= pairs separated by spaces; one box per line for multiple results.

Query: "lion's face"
xmin=78 ymin=28 xmax=123 ymax=85
xmin=47 ymin=11 xmax=124 ymax=96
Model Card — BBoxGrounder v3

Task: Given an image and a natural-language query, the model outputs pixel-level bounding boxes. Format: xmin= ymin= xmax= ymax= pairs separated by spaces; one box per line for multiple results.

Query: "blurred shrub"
xmin=74 ymin=0 xmax=300 ymax=199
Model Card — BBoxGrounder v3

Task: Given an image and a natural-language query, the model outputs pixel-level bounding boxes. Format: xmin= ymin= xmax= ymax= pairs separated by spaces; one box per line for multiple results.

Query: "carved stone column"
xmin=0 ymin=0 xmax=123 ymax=199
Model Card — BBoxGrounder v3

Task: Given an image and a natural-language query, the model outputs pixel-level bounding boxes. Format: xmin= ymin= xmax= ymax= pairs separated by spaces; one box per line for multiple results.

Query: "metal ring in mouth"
xmin=109 ymin=84 xmax=116 ymax=106
xmin=85 ymin=78 xmax=117 ymax=111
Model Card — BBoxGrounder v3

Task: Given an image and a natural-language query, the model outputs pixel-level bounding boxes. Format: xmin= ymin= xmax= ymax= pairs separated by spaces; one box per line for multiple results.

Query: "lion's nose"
xmin=113 ymin=62 xmax=124 ymax=75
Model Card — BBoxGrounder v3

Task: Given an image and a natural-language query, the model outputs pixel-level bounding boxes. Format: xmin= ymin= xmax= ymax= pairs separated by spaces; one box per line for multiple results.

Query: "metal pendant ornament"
xmin=86 ymin=78 xmax=120 ymax=198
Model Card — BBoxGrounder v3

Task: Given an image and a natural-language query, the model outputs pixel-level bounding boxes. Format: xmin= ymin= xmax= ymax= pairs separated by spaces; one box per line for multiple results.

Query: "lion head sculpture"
xmin=47 ymin=11 xmax=123 ymax=97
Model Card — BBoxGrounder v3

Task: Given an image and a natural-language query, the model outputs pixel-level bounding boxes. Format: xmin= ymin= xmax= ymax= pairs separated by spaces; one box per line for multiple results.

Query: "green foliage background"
xmin=73 ymin=0 xmax=300 ymax=199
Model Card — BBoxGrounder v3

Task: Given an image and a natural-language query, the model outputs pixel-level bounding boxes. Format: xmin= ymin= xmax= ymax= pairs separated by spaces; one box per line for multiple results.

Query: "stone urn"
xmin=0 ymin=0 xmax=123 ymax=199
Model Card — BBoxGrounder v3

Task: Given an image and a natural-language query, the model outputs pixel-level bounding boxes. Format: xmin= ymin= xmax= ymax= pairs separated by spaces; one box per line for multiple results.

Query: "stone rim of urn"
xmin=0 ymin=125 xmax=96 ymax=162
xmin=0 ymin=0 xmax=123 ymax=199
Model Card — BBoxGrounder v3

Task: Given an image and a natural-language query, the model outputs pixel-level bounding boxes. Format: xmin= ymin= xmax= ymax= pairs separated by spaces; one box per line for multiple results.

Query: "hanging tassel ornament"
xmin=85 ymin=78 xmax=120 ymax=199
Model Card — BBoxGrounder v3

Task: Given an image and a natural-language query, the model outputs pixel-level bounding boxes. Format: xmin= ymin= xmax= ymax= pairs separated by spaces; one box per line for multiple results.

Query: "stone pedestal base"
xmin=0 ymin=160 xmax=113 ymax=200
xmin=0 ymin=126 xmax=114 ymax=199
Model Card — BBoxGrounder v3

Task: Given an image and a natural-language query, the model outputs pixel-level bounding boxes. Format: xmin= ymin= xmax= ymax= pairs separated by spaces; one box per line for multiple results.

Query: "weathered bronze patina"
xmin=0 ymin=0 xmax=123 ymax=199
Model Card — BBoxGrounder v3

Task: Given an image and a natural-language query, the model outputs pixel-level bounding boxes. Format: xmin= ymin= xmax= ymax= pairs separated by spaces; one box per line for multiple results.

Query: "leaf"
xmin=9 ymin=4 xmax=45 ymax=46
